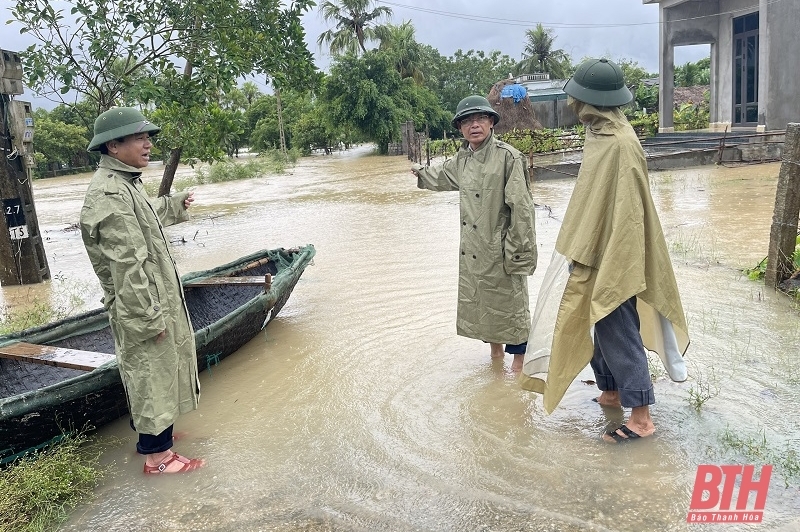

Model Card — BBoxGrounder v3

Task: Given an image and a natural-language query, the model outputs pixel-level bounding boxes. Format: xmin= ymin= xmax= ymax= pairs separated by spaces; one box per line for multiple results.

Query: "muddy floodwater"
xmin=2 ymin=148 xmax=800 ymax=531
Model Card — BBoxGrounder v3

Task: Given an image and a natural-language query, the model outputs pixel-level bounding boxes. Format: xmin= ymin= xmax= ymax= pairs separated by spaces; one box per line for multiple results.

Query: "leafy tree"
xmin=675 ymin=59 xmax=710 ymax=87
xmin=30 ymin=109 xmax=92 ymax=174
xmin=292 ymin=104 xmax=339 ymax=154
xmin=422 ymin=49 xmax=516 ymax=117
xmin=374 ymin=21 xmax=424 ymax=83
xmin=615 ymin=58 xmax=657 ymax=111
xmin=323 ymin=50 xmax=449 ymax=152
xmin=516 ymin=24 xmax=570 ymax=79
xmin=324 ymin=50 xmax=405 ymax=154
xmin=316 ymin=0 xmax=392 ymax=55
xmin=10 ymin=0 xmax=316 ymax=194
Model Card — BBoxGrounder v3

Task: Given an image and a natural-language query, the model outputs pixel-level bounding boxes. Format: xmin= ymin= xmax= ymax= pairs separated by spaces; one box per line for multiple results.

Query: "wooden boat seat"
xmin=184 ymin=273 xmax=272 ymax=289
xmin=0 ymin=342 xmax=115 ymax=371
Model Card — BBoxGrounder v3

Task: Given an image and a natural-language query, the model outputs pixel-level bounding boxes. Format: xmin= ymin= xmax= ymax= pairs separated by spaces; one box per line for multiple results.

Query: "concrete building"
xmin=644 ymin=0 xmax=800 ymax=133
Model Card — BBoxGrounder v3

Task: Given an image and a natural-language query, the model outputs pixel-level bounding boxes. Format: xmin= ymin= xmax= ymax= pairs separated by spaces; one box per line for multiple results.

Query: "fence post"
xmin=765 ymin=123 xmax=800 ymax=288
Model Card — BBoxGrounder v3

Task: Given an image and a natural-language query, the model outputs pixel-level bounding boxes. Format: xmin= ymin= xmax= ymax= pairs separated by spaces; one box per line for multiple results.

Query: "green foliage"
xmin=499 ymin=128 xmax=583 ymax=154
xmin=627 ymin=110 xmax=659 ymax=138
xmin=675 ymin=58 xmax=710 ymax=87
xmin=419 ymin=47 xmax=516 ymax=119
xmin=634 ymin=84 xmax=659 ymax=113
xmin=193 ymin=152 xmax=293 ymax=184
xmin=374 ymin=21 xmax=425 ymax=83
xmin=324 ymin=50 xmax=405 ymax=154
xmin=425 ymin=138 xmax=461 ymax=159
xmin=744 ymin=236 xmax=800 ymax=281
xmin=317 ymin=0 xmax=392 ymax=56
xmin=29 ymin=110 xmax=92 ymax=177
xmin=148 ymin=102 xmax=243 ymax=165
xmin=0 ymin=433 xmax=106 ymax=532
xmin=687 ymin=366 xmax=720 ymax=411
xmin=674 ymin=100 xmax=710 ymax=131
xmin=10 ymin=0 xmax=317 ymax=191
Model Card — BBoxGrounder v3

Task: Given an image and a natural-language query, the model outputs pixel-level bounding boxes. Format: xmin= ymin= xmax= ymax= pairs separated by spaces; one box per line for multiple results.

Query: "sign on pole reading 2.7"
xmin=3 ymin=198 xmax=28 ymax=240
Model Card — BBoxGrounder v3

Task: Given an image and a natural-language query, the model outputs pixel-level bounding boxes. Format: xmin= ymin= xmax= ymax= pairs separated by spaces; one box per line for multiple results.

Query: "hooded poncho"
xmin=520 ymin=102 xmax=689 ymax=413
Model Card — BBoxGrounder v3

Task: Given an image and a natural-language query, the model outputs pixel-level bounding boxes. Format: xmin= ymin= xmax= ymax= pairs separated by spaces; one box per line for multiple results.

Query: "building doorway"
xmin=732 ymin=12 xmax=759 ymax=126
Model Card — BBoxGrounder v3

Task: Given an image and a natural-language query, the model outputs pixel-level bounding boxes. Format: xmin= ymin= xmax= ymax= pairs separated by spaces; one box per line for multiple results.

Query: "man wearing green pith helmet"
xmin=80 ymin=107 xmax=204 ymax=474
xmin=411 ymin=95 xmax=537 ymax=372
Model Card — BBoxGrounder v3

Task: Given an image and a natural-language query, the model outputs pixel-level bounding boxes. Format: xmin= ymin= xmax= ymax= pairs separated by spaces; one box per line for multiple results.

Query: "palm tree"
xmin=516 ymin=24 xmax=570 ymax=79
xmin=374 ymin=21 xmax=424 ymax=83
xmin=317 ymin=0 xmax=392 ymax=56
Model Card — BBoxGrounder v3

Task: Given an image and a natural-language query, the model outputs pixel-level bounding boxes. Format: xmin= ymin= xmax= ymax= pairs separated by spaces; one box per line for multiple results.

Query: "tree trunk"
xmin=157 ymin=16 xmax=199 ymax=197
xmin=276 ymin=87 xmax=287 ymax=155
xmin=158 ymin=147 xmax=183 ymax=197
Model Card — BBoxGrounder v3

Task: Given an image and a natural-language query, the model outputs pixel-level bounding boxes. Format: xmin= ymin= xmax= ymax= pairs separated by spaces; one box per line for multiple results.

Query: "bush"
xmin=0 ymin=433 xmax=106 ymax=532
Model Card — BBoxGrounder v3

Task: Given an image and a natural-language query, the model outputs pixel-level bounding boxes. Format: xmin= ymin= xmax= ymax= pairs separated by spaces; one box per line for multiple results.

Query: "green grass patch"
xmin=143 ymin=150 xmax=299 ymax=195
xmin=718 ymin=427 xmax=800 ymax=488
xmin=0 ymin=433 xmax=108 ymax=532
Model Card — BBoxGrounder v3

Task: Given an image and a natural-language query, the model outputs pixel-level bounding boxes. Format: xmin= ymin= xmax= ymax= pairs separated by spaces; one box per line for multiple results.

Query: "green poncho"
xmin=520 ymin=103 xmax=689 ymax=413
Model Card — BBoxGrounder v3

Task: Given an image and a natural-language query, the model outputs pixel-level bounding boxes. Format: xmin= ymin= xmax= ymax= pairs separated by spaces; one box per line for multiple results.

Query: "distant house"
xmin=644 ymin=0 xmax=800 ymax=132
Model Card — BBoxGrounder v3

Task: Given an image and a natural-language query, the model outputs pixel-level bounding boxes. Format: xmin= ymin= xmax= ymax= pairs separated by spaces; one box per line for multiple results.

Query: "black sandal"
xmin=604 ymin=425 xmax=642 ymax=443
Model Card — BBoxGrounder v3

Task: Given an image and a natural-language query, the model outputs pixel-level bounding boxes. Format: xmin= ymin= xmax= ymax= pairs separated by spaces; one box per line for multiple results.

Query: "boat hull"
xmin=0 ymin=245 xmax=315 ymax=462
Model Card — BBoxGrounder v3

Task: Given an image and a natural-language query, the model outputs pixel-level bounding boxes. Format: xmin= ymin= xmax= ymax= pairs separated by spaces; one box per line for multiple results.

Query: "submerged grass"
xmin=717 ymin=427 xmax=800 ymax=489
xmin=143 ymin=150 xmax=300 ymax=195
xmin=0 ymin=275 xmax=88 ymax=335
xmin=0 ymin=433 xmax=108 ymax=532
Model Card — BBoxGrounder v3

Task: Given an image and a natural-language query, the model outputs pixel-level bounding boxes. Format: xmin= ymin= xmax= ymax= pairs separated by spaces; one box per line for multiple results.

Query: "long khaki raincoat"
xmin=414 ymin=132 xmax=537 ymax=344
xmin=520 ymin=103 xmax=689 ymax=413
xmin=80 ymin=155 xmax=199 ymax=435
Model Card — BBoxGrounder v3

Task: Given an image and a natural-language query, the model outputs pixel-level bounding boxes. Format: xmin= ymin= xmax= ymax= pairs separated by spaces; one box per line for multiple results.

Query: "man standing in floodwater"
xmin=411 ymin=95 xmax=537 ymax=371
xmin=80 ymin=107 xmax=204 ymax=473
xmin=520 ymin=58 xmax=689 ymax=443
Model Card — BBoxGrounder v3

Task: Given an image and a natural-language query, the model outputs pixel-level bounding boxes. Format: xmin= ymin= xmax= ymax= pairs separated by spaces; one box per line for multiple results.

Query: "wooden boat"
xmin=0 ymin=245 xmax=315 ymax=463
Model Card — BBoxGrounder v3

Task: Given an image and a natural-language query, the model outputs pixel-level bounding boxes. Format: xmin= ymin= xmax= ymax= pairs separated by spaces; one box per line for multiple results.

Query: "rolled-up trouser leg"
xmin=591 ymin=296 xmax=654 ymax=408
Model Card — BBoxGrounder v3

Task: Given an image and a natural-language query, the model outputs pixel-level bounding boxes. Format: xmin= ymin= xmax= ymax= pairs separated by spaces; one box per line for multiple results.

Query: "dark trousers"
xmin=505 ymin=342 xmax=527 ymax=355
xmin=131 ymin=418 xmax=174 ymax=455
xmin=590 ymin=296 xmax=655 ymax=408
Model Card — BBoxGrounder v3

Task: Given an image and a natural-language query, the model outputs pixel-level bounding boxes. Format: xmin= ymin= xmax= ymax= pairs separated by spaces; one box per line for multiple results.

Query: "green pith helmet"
xmin=87 ymin=107 xmax=161 ymax=152
xmin=563 ymin=58 xmax=633 ymax=108
xmin=451 ymin=95 xmax=500 ymax=129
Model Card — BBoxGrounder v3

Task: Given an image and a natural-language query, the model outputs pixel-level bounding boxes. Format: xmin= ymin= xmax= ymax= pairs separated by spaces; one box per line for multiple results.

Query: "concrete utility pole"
xmin=765 ymin=123 xmax=800 ymax=289
xmin=0 ymin=49 xmax=50 ymax=285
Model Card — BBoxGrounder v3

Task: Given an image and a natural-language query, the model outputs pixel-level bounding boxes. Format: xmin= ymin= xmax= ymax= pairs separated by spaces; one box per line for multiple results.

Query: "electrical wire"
xmin=376 ymin=0 xmax=785 ymax=29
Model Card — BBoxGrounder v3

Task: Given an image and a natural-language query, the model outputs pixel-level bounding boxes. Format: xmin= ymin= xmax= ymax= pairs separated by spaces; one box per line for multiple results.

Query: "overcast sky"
xmin=1 ymin=0 xmax=709 ymax=107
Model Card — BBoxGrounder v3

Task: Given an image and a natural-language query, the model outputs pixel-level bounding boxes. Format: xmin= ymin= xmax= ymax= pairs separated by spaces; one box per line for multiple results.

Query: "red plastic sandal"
xmin=143 ymin=453 xmax=204 ymax=474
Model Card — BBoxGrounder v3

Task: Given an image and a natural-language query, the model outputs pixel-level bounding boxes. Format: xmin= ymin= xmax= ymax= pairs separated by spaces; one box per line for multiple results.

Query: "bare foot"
xmin=490 ymin=343 xmax=505 ymax=359
xmin=510 ymin=354 xmax=524 ymax=373
xmin=603 ymin=405 xmax=655 ymax=443
xmin=144 ymin=450 xmax=205 ymax=474
xmin=593 ymin=390 xmax=622 ymax=408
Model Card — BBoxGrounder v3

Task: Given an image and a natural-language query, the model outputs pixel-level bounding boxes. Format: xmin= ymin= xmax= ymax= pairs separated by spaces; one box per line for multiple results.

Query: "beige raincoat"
xmin=414 ymin=132 xmax=537 ymax=344
xmin=520 ymin=103 xmax=689 ymax=413
xmin=80 ymin=155 xmax=199 ymax=435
